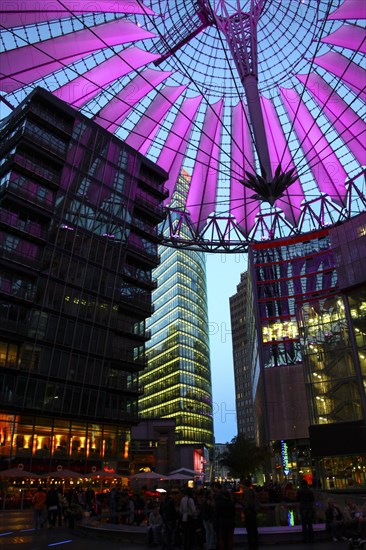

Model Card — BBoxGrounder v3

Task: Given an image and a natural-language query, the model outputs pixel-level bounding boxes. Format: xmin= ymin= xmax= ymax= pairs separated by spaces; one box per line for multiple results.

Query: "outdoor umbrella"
xmin=84 ymin=470 xmax=123 ymax=492
xmin=129 ymin=471 xmax=168 ymax=480
xmin=42 ymin=469 xmax=83 ymax=479
xmin=0 ymin=467 xmax=39 ymax=479
xmin=84 ymin=470 xmax=123 ymax=478
xmin=169 ymin=468 xmax=201 ymax=477
xmin=166 ymin=473 xmax=192 ymax=481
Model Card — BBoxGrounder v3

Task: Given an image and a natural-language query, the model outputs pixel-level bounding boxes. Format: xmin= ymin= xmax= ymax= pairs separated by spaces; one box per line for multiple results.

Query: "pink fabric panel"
xmin=328 ymin=0 xmax=366 ymax=20
xmin=230 ymin=101 xmax=259 ymax=236
xmin=186 ymin=100 xmax=223 ymax=231
xmin=0 ymin=19 xmax=155 ymax=93
xmin=321 ymin=24 xmax=366 ymax=53
xmin=95 ymin=69 xmax=172 ymax=133
xmin=297 ymin=73 xmax=366 ymax=166
xmin=261 ymin=96 xmax=304 ymax=226
xmin=313 ymin=51 xmax=366 ymax=102
xmin=0 ymin=1 xmax=155 ymax=28
xmin=280 ymin=87 xmax=347 ymax=207
xmin=53 ymin=48 xmax=160 ymax=107
xmin=125 ymin=85 xmax=186 ymax=154
xmin=157 ymin=95 xmax=202 ymax=204
xmin=0 ymin=53 xmax=96 ymax=94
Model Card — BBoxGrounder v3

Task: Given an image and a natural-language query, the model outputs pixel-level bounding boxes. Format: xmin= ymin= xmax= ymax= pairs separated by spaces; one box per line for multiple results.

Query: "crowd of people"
xmin=325 ymin=496 xmax=366 ymax=542
xmin=32 ymin=484 xmax=90 ymax=530
xmin=31 ymin=481 xmax=259 ymax=549
xmin=31 ymin=480 xmax=366 ymax=548
xmin=145 ymin=482 xmax=259 ymax=550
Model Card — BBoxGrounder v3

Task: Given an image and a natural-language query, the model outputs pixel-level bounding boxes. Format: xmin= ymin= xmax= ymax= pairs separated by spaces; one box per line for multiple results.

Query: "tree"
xmin=219 ymin=435 xmax=271 ymax=481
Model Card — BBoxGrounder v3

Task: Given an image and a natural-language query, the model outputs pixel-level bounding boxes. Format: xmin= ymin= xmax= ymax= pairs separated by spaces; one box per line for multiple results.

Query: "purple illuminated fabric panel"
xmin=94 ymin=69 xmax=172 ymax=133
xmin=0 ymin=19 xmax=155 ymax=93
xmin=327 ymin=0 xmax=366 ymax=20
xmin=280 ymin=87 xmax=348 ymax=206
xmin=0 ymin=1 xmax=155 ymax=28
xmin=156 ymin=95 xmax=202 ymax=204
xmin=297 ymin=73 xmax=366 ymax=166
xmin=125 ymin=85 xmax=187 ymax=154
xmin=186 ymin=100 xmax=223 ymax=232
xmin=230 ymin=101 xmax=258 ymax=236
xmin=321 ymin=24 xmax=366 ymax=53
xmin=54 ymin=48 xmax=159 ymax=107
xmin=261 ymin=96 xmax=303 ymax=226
xmin=313 ymin=52 xmax=366 ymax=102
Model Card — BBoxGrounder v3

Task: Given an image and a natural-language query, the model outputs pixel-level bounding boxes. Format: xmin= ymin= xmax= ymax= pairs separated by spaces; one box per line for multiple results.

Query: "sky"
xmin=206 ymin=251 xmax=248 ymax=444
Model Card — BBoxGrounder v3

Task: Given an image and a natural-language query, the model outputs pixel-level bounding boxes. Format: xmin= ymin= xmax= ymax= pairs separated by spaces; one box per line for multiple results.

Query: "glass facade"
xmin=245 ymin=216 xmax=366 ymax=486
xmin=230 ymin=272 xmax=255 ymax=439
xmin=0 ymin=414 xmax=129 ymax=474
xmin=140 ymin=172 xmax=214 ymax=453
xmin=0 ymin=88 xmax=168 ymax=473
xmin=297 ymin=294 xmax=362 ymax=425
xmin=252 ymin=230 xmax=337 ymax=372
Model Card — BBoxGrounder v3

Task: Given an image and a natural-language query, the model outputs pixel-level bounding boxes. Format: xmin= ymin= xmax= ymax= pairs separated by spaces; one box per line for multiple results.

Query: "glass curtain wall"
xmin=140 ymin=172 xmax=214 ymax=450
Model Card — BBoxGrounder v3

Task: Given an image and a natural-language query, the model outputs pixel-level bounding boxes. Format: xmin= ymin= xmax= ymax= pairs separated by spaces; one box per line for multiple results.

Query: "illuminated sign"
xmin=281 ymin=440 xmax=290 ymax=476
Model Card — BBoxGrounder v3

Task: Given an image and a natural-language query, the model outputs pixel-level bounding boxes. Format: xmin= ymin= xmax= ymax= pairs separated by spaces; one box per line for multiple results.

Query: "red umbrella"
xmin=0 ymin=467 xmax=40 ymax=479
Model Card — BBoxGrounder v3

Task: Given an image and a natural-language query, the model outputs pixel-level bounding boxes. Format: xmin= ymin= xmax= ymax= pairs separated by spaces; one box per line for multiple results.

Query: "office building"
xmin=229 ymin=272 xmax=255 ymax=439
xmin=239 ymin=213 xmax=366 ymax=487
xmin=0 ymin=88 xmax=168 ymax=474
xmin=139 ymin=170 xmax=214 ymax=475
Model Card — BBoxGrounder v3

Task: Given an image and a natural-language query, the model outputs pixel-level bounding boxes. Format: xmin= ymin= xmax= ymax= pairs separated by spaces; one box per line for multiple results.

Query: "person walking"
xmin=201 ymin=489 xmax=216 ymax=550
xmin=242 ymin=479 xmax=259 ymax=550
xmin=46 ymin=486 xmax=59 ymax=528
xmin=32 ymin=485 xmax=46 ymax=529
xmin=214 ymin=488 xmax=236 ymax=550
xmin=179 ymin=488 xmax=197 ymax=550
xmin=160 ymin=490 xmax=178 ymax=550
xmin=296 ymin=479 xmax=315 ymax=544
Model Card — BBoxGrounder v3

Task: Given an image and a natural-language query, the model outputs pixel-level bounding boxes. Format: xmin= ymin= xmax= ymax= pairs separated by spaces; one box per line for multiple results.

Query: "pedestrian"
xmin=325 ymin=498 xmax=345 ymax=542
xmin=296 ymin=479 xmax=315 ymax=544
xmin=160 ymin=490 xmax=178 ymax=550
xmin=343 ymin=498 xmax=364 ymax=538
xmin=127 ymin=494 xmax=136 ymax=525
xmin=46 ymin=486 xmax=59 ymax=528
xmin=201 ymin=489 xmax=216 ymax=550
xmin=108 ymin=487 xmax=118 ymax=523
xmin=242 ymin=479 xmax=259 ymax=550
xmin=148 ymin=504 xmax=163 ymax=545
xmin=85 ymin=485 xmax=95 ymax=513
xmin=215 ymin=488 xmax=236 ymax=550
xmin=32 ymin=485 xmax=46 ymax=529
xmin=179 ymin=488 xmax=197 ymax=550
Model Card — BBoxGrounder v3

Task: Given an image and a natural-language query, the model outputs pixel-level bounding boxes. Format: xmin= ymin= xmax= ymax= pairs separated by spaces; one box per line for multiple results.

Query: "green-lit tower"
xmin=139 ymin=170 xmax=214 ymax=474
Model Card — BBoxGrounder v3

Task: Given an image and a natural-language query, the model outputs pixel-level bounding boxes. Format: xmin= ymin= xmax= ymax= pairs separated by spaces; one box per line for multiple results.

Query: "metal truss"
xmin=160 ymin=175 xmax=366 ymax=252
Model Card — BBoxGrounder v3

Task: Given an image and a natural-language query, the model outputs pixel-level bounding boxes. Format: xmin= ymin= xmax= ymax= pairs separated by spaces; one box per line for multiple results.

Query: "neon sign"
xmin=281 ymin=440 xmax=290 ymax=476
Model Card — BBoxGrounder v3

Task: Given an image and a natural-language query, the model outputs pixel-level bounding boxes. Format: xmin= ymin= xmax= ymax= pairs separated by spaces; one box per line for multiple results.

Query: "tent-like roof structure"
xmin=0 ymin=0 xmax=365 ymax=251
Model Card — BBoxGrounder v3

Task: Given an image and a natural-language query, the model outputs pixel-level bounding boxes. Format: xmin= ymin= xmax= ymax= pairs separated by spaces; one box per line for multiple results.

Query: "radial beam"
xmin=214 ymin=1 xmax=272 ymax=179
xmin=151 ymin=0 xmax=215 ymax=65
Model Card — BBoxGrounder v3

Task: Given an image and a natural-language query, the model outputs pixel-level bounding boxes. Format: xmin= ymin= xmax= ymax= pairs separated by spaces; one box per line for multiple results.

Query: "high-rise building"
xmin=0 ymin=88 xmax=168 ymax=474
xmin=229 ymin=272 xmax=255 ymax=439
xmin=139 ymin=170 xmax=214 ymax=475
xmin=239 ymin=213 xmax=366 ymax=487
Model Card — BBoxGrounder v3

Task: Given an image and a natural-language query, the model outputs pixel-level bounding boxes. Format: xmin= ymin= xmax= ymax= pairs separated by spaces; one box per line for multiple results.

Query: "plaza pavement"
xmin=0 ymin=509 xmax=351 ymax=550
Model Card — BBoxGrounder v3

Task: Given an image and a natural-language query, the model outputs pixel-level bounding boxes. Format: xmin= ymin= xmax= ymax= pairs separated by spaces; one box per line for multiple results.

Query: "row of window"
xmin=0 ymin=339 xmax=139 ymax=392
xmin=0 ymin=412 xmax=129 ymax=462
xmin=1 ymin=372 xmax=137 ymax=421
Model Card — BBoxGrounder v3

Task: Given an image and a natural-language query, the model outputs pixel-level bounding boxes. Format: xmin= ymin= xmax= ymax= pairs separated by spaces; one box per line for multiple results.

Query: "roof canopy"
xmin=0 ymin=0 xmax=365 ymax=250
